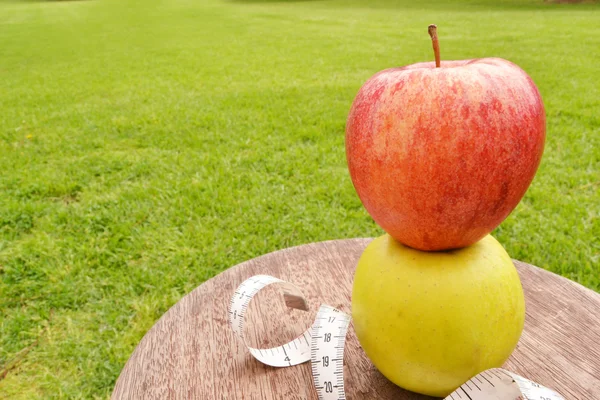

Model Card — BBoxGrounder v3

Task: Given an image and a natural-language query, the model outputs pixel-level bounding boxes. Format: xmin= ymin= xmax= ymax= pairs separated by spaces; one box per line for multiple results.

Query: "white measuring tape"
xmin=229 ymin=275 xmax=565 ymax=400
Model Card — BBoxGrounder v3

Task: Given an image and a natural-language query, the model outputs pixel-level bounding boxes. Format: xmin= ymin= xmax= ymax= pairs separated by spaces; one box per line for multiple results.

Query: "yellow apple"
xmin=352 ymin=234 xmax=525 ymax=397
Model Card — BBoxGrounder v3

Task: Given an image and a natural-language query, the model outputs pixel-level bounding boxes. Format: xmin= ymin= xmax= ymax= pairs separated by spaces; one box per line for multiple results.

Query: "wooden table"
xmin=112 ymin=239 xmax=600 ymax=399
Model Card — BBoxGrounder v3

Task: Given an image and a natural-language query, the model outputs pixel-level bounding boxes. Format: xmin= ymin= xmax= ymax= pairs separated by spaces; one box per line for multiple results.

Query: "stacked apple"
xmin=347 ymin=26 xmax=545 ymax=397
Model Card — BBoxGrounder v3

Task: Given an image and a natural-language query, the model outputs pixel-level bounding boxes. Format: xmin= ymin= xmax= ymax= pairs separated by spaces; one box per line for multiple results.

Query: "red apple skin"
xmin=346 ymin=58 xmax=545 ymax=251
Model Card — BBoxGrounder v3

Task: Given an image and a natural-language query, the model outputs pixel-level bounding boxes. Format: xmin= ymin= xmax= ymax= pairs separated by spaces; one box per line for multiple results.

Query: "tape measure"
xmin=229 ymin=275 xmax=566 ymax=400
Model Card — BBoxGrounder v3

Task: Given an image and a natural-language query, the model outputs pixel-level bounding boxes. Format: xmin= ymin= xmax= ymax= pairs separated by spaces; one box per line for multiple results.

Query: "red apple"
xmin=346 ymin=26 xmax=545 ymax=251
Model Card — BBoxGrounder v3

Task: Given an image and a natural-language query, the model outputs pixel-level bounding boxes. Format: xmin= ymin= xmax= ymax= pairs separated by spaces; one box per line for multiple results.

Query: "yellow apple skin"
xmin=352 ymin=234 xmax=525 ymax=397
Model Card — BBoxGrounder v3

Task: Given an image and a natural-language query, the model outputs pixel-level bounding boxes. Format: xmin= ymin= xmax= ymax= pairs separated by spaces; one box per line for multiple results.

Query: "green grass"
xmin=0 ymin=0 xmax=598 ymax=397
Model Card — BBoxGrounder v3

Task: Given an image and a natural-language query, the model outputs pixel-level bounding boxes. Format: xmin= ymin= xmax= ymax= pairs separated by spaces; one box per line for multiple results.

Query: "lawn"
xmin=0 ymin=0 xmax=598 ymax=398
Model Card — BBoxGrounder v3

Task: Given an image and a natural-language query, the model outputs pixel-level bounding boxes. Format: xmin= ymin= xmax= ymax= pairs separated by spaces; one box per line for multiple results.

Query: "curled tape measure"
xmin=229 ymin=275 xmax=565 ymax=400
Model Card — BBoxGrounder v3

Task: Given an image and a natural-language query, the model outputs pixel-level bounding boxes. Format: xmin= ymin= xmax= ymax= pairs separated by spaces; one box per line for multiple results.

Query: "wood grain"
xmin=112 ymin=239 xmax=600 ymax=400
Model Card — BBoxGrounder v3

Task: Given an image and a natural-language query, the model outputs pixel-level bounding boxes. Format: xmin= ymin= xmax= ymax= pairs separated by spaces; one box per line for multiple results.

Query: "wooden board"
xmin=112 ymin=239 xmax=600 ymax=399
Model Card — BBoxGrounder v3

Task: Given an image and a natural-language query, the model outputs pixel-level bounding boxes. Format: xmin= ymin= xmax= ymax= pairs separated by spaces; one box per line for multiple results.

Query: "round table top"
xmin=112 ymin=239 xmax=600 ymax=399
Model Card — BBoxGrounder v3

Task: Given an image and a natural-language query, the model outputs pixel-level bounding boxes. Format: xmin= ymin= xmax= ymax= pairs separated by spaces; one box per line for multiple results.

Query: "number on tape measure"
xmin=229 ymin=275 xmax=565 ymax=400
xmin=311 ymin=305 xmax=351 ymax=400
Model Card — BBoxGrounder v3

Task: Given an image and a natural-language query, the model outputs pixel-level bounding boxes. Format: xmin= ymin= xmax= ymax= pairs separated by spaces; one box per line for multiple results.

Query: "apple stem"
xmin=428 ymin=24 xmax=441 ymax=68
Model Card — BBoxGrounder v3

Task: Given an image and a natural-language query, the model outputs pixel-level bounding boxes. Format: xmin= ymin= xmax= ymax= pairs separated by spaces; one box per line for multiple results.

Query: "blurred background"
xmin=0 ymin=0 xmax=598 ymax=398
